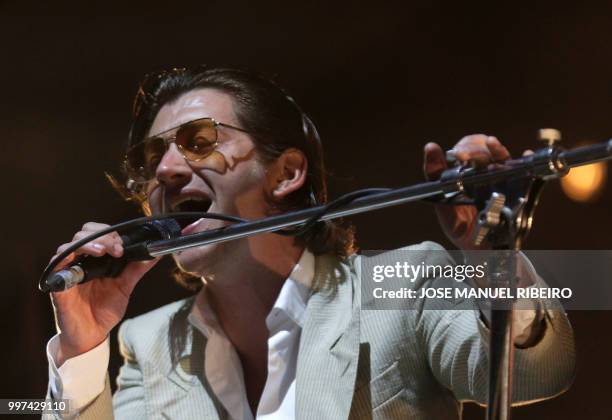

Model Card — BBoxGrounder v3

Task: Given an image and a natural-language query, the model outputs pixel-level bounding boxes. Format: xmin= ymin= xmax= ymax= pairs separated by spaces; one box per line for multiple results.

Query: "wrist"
xmin=56 ymin=333 xmax=107 ymax=367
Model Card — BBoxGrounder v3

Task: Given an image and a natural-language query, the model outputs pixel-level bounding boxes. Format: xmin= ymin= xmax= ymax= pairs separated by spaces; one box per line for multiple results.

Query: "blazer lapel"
xmin=296 ymin=254 xmax=361 ymax=420
xmin=160 ymin=325 xmax=226 ymax=419
xmin=166 ymin=326 xmax=199 ymax=391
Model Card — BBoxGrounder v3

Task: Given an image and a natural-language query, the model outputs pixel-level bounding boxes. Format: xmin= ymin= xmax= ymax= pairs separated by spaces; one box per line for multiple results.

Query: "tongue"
xmin=181 ymin=218 xmax=204 ymax=235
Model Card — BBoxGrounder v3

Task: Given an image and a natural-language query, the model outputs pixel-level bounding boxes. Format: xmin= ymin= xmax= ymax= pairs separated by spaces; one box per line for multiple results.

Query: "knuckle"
xmin=100 ymin=232 xmax=119 ymax=244
xmin=469 ymin=134 xmax=488 ymax=145
xmin=74 ymin=244 xmax=98 ymax=256
xmin=83 ymin=221 xmax=110 ymax=231
xmin=108 ymin=231 xmax=121 ymax=241
xmin=72 ymin=231 xmax=86 ymax=241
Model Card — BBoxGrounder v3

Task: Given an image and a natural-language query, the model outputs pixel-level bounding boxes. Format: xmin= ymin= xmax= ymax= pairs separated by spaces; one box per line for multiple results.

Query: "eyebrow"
xmin=148 ymin=117 xmax=210 ymax=138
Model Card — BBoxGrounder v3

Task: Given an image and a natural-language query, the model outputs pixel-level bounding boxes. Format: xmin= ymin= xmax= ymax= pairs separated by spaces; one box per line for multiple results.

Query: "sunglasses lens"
xmin=176 ymin=120 xmax=217 ymax=161
xmin=125 ymin=119 xmax=219 ymax=182
xmin=126 ymin=137 xmax=166 ymax=181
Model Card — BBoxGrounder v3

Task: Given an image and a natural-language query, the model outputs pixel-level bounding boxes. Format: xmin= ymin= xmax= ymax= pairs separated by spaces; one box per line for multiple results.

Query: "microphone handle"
xmin=75 ymin=236 xmax=133 ymax=279
xmin=47 ymin=237 xmax=153 ymax=292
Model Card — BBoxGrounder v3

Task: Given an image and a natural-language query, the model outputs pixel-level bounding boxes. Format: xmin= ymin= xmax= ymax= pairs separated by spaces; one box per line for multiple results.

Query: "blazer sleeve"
xmin=416 ymin=299 xmax=576 ymax=405
xmin=44 ymin=319 xmax=146 ymax=419
xmin=42 ymin=374 xmax=113 ymax=420
xmin=111 ymin=319 xmax=147 ymax=418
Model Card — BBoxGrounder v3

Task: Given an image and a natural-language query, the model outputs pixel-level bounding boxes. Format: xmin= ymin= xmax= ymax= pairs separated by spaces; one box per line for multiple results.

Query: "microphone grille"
xmin=150 ymin=218 xmax=182 ymax=240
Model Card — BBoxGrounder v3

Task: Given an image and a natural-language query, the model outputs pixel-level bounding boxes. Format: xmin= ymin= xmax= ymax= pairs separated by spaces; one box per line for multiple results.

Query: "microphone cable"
xmin=38 ymin=212 xmax=245 ymax=292
xmin=40 ymin=188 xmax=471 ymax=292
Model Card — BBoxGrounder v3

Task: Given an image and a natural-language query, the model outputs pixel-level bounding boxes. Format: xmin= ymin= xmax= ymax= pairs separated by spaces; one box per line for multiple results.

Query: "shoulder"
xmin=129 ymin=299 xmax=191 ymax=327
xmin=350 ymin=241 xmax=452 ymax=271
xmin=118 ymin=298 xmax=193 ymax=356
xmin=312 ymin=241 xmax=451 ymax=289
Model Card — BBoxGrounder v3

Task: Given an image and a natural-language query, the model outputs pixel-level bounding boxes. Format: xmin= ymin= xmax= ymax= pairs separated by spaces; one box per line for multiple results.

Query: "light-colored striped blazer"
xmin=47 ymin=242 xmax=575 ymax=419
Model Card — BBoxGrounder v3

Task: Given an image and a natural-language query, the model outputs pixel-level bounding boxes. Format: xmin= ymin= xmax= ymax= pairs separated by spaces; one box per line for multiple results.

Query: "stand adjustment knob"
xmin=538 ymin=128 xmax=562 ymax=146
xmin=472 ymin=192 xmax=506 ymax=246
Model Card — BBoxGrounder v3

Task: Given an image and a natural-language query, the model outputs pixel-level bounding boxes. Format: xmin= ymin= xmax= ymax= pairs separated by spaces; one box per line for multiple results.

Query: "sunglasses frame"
xmin=124 ymin=117 xmax=251 ymax=183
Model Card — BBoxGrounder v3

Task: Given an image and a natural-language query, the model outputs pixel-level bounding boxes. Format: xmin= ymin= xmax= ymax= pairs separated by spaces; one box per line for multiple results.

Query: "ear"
xmin=266 ymin=148 xmax=308 ymax=201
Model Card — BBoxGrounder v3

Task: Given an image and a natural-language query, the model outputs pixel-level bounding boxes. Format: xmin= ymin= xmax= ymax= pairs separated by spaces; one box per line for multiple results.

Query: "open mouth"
xmin=168 ymin=196 xmax=213 ymax=228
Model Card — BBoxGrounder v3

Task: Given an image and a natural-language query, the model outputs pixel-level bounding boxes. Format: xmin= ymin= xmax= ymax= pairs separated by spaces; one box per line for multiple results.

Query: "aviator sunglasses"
xmin=124 ymin=117 xmax=251 ymax=183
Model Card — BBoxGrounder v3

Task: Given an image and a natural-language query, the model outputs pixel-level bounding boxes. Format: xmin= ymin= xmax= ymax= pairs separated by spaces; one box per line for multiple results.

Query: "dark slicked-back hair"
xmin=123 ymin=66 xmax=356 ymax=292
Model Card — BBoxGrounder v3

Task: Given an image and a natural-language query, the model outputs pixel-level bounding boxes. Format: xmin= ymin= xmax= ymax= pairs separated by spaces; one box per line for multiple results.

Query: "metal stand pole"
xmin=485 ymin=250 xmax=518 ymax=420
xmin=487 ymin=308 xmax=514 ymax=420
xmin=479 ymin=129 xmax=565 ymax=420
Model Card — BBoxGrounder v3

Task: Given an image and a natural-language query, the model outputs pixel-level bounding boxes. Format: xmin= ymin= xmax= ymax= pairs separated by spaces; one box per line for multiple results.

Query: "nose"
xmin=155 ymin=143 xmax=192 ymax=189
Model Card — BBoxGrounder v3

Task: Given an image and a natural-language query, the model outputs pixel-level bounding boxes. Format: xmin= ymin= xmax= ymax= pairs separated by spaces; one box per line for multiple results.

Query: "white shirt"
xmin=47 ymin=249 xmax=315 ymax=419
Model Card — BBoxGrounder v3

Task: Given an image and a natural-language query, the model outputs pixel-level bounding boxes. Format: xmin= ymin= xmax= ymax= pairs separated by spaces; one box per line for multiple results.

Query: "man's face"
xmin=146 ymin=88 xmax=270 ymax=276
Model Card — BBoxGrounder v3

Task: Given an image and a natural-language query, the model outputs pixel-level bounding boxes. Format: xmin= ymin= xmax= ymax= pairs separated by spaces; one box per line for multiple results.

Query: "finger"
xmin=453 ymin=144 xmax=491 ymax=165
xmin=454 ymin=134 xmax=489 ymax=149
xmin=453 ymin=136 xmax=511 ymax=165
xmin=423 ymin=142 xmax=448 ymax=181
xmin=50 ymin=251 xmax=77 ymax=271
xmin=522 ymin=149 xmax=534 ymax=157
xmin=82 ymin=222 xmax=113 ymax=233
xmin=485 ymin=136 xmax=511 ymax=161
xmin=81 ymin=223 xmax=121 ymax=244
xmin=52 ymin=241 xmax=108 ymax=270
xmin=72 ymin=231 xmax=123 ymax=257
xmin=73 ymin=242 xmax=110 ymax=257
xmin=454 ymin=134 xmax=508 ymax=164
xmin=80 ymin=223 xmax=121 ymax=244
xmin=56 ymin=242 xmax=73 ymax=256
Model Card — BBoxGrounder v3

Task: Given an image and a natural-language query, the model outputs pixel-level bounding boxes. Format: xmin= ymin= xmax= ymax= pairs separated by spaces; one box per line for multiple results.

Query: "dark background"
xmin=2 ymin=3 xmax=611 ymax=419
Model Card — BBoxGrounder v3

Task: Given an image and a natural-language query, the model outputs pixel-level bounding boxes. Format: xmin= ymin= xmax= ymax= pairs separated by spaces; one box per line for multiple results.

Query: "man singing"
xmin=45 ymin=66 xmax=575 ymax=419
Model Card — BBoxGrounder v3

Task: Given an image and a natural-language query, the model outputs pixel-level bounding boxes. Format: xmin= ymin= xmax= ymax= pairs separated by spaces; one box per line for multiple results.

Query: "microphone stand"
xmin=146 ymin=132 xmax=610 ymax=259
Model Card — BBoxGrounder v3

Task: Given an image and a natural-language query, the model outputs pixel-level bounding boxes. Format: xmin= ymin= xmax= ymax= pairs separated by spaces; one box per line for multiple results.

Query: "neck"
xmin=194 ymin=232 xmax=305 ymax=344
xmin=191 ymin=233 xmax=305 ymax=415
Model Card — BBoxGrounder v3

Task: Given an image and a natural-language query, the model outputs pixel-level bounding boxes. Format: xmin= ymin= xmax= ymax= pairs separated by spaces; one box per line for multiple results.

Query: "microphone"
xmin=46 ymin=219 xmax=181 ymax=292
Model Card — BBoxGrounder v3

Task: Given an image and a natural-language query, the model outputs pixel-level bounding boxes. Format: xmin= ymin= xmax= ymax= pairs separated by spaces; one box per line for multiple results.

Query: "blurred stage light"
xmin=561 ymin=158 xmax=608 ymax=202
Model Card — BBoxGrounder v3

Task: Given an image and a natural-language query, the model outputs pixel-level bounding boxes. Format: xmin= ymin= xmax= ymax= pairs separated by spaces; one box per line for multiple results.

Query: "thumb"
xmin=423 ymin=142 xmax=448 ymax=181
